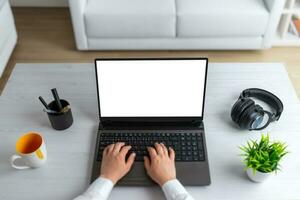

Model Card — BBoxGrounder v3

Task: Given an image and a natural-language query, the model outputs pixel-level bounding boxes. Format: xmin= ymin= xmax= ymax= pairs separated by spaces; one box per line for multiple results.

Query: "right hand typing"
xmin=144 ymin=143 xmax=176 ymax=186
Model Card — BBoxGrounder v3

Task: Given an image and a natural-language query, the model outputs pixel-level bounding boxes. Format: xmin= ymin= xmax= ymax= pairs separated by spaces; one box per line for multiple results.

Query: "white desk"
xmin=0 ymin=63 xmax=299 ymax=200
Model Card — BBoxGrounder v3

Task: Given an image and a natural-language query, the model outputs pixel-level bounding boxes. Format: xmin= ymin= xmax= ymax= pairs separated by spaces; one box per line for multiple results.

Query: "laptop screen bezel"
xmin=94 ymin=58 xmax=208 ymax=124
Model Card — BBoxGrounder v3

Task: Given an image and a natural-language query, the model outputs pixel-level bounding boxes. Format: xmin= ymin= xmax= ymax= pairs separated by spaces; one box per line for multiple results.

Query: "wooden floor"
xmin=1 ymin=8 xmax=300 ymax=99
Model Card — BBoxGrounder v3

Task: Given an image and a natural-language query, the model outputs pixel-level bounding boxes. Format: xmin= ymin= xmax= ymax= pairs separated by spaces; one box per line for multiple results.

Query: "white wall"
xmin=9 ymin=0 xmax=68 ymax=7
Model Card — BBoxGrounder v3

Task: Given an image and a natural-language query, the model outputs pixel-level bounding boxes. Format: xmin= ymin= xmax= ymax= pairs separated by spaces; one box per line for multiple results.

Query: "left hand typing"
xmin=100 ymin=142 xmax=136 ymax=184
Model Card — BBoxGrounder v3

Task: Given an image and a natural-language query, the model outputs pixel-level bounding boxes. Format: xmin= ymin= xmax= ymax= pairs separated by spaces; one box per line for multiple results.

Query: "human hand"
xmin=144 ymin=143 xmax=176 ymax=186
xmin=100 ymin=142 xmax=136 ymax=184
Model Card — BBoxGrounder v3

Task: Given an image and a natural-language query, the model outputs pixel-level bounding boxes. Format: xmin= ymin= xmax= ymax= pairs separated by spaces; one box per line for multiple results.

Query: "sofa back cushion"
xmin=85 ymin=0 xmax=177 ymax=38
xmin=176 ymin=0 xmax=270 ymax=37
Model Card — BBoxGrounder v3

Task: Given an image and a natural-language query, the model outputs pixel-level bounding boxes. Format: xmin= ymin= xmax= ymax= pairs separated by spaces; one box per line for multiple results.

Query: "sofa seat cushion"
xmin=85 ymin=0 xmax=176 ymax=38
xmin=176 ymin=0 xmax=270 ymax=37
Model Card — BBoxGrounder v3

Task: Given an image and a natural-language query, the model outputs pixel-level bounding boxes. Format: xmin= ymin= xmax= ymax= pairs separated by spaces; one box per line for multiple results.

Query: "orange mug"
xmin=10 ymin=132 xmax=47 ymax=169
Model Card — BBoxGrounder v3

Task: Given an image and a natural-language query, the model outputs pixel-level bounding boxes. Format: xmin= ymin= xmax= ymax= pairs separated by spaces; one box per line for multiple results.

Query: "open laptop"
xmin=91 ymin=58 xmax=211 ymax=186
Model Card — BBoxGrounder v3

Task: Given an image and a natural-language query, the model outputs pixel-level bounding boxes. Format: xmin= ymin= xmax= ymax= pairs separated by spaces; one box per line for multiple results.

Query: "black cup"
xmin=47 ymin=99 xmax=73 ymax=130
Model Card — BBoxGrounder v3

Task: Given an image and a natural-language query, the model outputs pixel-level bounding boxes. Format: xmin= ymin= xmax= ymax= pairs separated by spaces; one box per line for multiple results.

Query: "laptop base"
xmin=91 ymin=125 xmax=211 ymax=186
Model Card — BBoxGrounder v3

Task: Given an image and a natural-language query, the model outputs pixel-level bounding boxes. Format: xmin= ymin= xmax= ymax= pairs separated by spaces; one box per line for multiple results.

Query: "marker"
xmin=51 ymin=88 xmax=63 ymax=111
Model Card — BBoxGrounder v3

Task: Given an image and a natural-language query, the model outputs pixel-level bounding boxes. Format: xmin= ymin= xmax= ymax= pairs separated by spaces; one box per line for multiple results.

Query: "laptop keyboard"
xmin=97 ymin=131 xmax=205 ymax=162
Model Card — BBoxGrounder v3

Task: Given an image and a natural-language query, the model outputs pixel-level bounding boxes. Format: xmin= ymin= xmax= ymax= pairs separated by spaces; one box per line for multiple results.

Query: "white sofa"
xmin=69 ymin=0 xmax=284 ymax=50
xmin=0 ymin=0 xmax=17 ymax=77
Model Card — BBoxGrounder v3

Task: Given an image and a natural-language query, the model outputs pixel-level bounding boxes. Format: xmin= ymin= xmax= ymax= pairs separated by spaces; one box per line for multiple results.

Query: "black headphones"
xmin=231 ymin=88 xmax=283 ymax=131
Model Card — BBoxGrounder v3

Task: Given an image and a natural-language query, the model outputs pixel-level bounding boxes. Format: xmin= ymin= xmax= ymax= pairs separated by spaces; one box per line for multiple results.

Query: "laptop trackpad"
xmin=118 ymin=162 xmax=154 ymax=185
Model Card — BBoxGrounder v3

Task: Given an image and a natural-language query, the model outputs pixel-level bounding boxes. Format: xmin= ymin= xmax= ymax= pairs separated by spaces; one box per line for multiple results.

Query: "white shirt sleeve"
xmin=162 ymin=179 xmax=195 ymax=200
xmin=73 ymin=177 xmax=193 ymax=200
xmin=73 ymin=177 xmax=114 ymax=200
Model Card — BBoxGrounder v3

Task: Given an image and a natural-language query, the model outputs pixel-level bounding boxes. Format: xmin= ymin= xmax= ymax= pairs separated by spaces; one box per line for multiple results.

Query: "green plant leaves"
xmin=239 ymin=134 xmax=288 ymax=173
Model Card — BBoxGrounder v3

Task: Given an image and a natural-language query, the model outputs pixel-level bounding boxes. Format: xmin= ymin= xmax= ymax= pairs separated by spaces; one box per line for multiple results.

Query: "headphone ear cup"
xmin=240 ymin=105 xmax=264 ymax=130
xmin=231 ymin=98 xmax=254 ymax=124
xmin=231 ymin=99 xmax=243 ymax=123
xmin=238 ymin=104 xmax=256 ymax=129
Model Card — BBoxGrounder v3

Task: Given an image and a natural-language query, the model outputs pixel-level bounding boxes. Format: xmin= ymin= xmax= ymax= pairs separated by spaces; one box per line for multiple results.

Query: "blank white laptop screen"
xmin=96 ymin=59 xmax=207 ymax=117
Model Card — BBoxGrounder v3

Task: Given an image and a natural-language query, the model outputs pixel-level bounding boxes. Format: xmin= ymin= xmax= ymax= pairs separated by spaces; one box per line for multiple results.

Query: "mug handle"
xmin=10 ymin=155 xmax=30 ymax=169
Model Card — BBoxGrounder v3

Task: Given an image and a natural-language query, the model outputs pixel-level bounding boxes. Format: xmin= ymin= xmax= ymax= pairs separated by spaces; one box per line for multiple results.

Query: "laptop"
xmin=91 ymin=58 xmax=211 ymax=186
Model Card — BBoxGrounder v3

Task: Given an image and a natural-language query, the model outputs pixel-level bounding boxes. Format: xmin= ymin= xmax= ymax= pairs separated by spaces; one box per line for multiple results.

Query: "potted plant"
xmin=239 ymin=134 xmax=288 ymax=183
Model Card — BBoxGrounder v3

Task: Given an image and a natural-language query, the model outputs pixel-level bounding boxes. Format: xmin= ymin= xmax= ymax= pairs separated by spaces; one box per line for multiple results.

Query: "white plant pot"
xmin=246 ymin=168 xmax=272 ymax=183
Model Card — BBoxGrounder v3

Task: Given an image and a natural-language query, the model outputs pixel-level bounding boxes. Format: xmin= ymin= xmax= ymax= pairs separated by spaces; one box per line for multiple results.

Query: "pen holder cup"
xmin=47 ymin=99 xmax=73 ymax=130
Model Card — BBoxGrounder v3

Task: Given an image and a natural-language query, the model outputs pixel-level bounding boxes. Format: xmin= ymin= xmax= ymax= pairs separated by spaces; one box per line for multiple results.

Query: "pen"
xmin=38 ymin=96 xmax=50 ymax=110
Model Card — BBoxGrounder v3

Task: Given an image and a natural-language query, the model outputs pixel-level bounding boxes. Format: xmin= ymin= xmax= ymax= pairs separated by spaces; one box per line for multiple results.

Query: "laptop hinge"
xmin=99 ymin=120 xmax=203 ymax=130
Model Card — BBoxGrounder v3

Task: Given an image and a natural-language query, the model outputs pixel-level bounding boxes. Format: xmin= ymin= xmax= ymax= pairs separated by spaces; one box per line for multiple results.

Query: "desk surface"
xmin=0 ymin=63 xmax=299 ymax=200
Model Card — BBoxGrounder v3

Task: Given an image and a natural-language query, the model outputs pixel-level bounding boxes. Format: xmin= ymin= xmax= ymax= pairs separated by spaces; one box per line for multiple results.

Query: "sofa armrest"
xmin=68 ymin=0 xmax=88 ymax=50
xmin=262 ymin=0 xmax=285 ymax=48
xmin=0 ymin=0 xmax=17 ymax=76
xmin=264 ymin=0 xmax=278 ymax=11
xmin=0 ymin=0 xmax=6 ymax=9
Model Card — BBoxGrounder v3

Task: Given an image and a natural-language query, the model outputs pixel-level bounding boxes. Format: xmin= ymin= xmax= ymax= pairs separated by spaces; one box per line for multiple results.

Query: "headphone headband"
xmin=239 ymin=88 xmax=283 ymax=121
